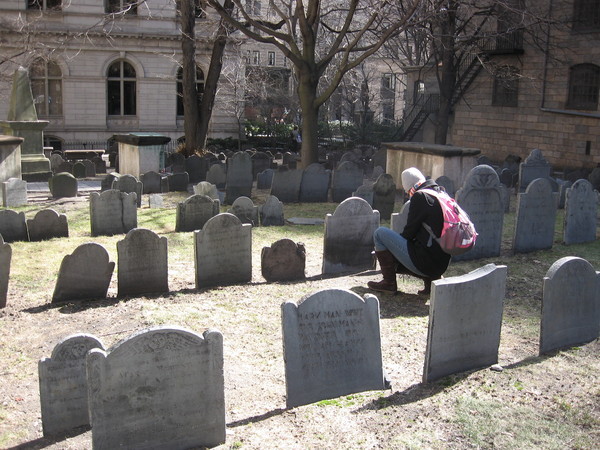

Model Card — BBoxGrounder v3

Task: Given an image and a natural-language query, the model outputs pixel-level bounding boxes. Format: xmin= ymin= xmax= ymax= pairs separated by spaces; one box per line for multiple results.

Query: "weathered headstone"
xmin=563 ymin=179 xmax=597 ymax=245
xmin=117 ymin=228 xmax=168 ymax=297
xmin=256 ymin=168 xmax=274 ymax=190
xmin=259 ymin=195 xmax=284 ymax=226
xmin=49 ymin=172 xmax=78 ymax=198
xmin=225 ymin=152 xmax=253 ymax=204
xmin=299 ymin=163 xmax=330 ymax=202
xmin=82 ymin=159 xmax=96 ymax=177
xmin=87 ymin=327 xmax=226 ymax=449
xmin=176 ymin=194 xmax=220 ymax=232
xmin=206 ymin=163 xmax=227 ymax=189
xmin=169 ymin=152 xmax=186 ymax=173
xmin=90 ymin=190 xmax=137 ymax=237
xmin=390 ymin=200 xmax=410 ymax=234
xmin=52 ymin=243 xmax=114 ymax=302
xmin=251 ymin=151 xmax=272 ymax=180
xmin=112 ymin=173 xmax=143 ymax=207
xmin=141 ymin=171 xmax=167 ymax=194
xmin=331 ymin=161 xmax=364 ymax=203
xmin=371 ymin=149 xmax=387 ymax=172
xmin=499 ymin=167 xmax=517 ymax=189
xmin=72 ymin=161 xmax=86 ymax=179
xmin=518 ymin=148 xmax=552 ymax=193
xmin=261 ymin=239 xmax=305 ymax=282
xmin=270 ymin=168 xmax=303 ymax=203
xmin=167 ymin=171 xmax=189 ymax=192
xmin=282 ymin=289 xmax=385 ymax=408
xmin=0 ymin=209 xmax=28 ymax=242
xmin=193 ymin=181 xmax=219 ymax=200
xmin=282 ymin=151 xmax=297 ymax=169
xmin=194 ymin=213 xmax=252 ymax=288
xmin=557 ymin=179 xmax=572 ymax=209
xmin=540 ymin=257 xmax=600 ymax=354
xmin=1 ymin=177 xmax=27 ymax=207
xmin=322 ymin=197 xmax=379 ymax=274
xmin=227 ymin=196 xmax=259 ymax=226
xmin=38 ymin=334 xmax=105 ymax=436
xmin=56 ymin=161 xmax=73 ymax=175
xmin=101 ymin=172 xmax=120 ymax=192
xmin=148 ymin=194 xmax=163 ymax=208
xmin=49 ymin=153 xmax=64 ymax=173
xmin=353 ymin=182 xmax=374 ymax=205
xmin=512 ymin=177 xmax=557 ymax=254
xmin=92 ymin=156 xmax=107 ymax=174
xmin=373 ymin=173 xmax=396 ymax=221
xmin=185 ymin=154 xmax=207 ymax=183
xmin=27 ymin=209 xmax=68 ymax=241
xmin=435 ymin=175 xmax=455 ymax=198
xmin=423 ymin=264 xmax=507 ymax=382
xmin=0 ymin=235 xmax=11 ymax=308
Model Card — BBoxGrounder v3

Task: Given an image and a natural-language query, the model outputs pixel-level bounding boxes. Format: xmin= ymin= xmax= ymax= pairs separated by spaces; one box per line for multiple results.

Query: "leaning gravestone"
xmin=512 ymin=177 xmax=557 ymax=254
xmin=227 ymin=196 xmax=259 ymax=226
xmin=72 ymin=161 xmax=86 ymax=179
xmin=423 ymin=264 xmax=507 ymax=382
xmin=52 ymin=243 xmax=115 ymax=303
xmin=261 ymin=239 xmax=305 ymax=282
xmin=454 ymin=165 xmax=504 ymax=261
xmin=322 ymin=197 xmax=379 ymax=275
xmin=1 ymin=177 xmax=27 ymax=207
xmin=141 ymin=170 xmax=167 ymax=194
xmin=331 ymin=161 xmax=364 ymax=203
xmin=299 ymin=163 xmax=330 ymax=202
xmin=90 ymin=190 xmax=137 ymax=237
xmin=193 ymin=181 xmax=219 ymax=200
xmin=38 ymin=334 xmax=105 ymax=437
xmin=206 ymin=163 xmax=227 ymax=189
xmin=117 ymin=228 xmax=168 ymax=297
xmin=390 ymin=200 xmax=410 ymax=234
xmin=0 ymin=235 xmax=11 ymax=308
xmin=282 ymin=289 xmax=386 ymax=408
xmin=259 ymin=195 xmax=284 ymax=226
xmin=225 ymin=152 xmax=253 ymax=204
xmin=87 ymin=327 xmax=226 ymax=449
xmin=539 ymin=257 xmax=600 ymax=355
xmin=168 ymin=171 xmax=189 ymax=192
xmin=27 ymin=209 xmax=68 ymax=241
xmin=270 ymin=168 xmax=303 ymax=203
xmin=112 ymin=174 xmax=143 ymax=207
xmin=518 ymin=148 xmax=552 ymax=193
xmin=256 ymin=168 xmax=274 ymax=190
xmin=563 ymin=179 xmax=597 ymax=245
xmin=373 ymin=173 xmax=396 ymax=221
xmin=0 ymin=209 xmax=28 ymax=242
xmin=176 ymin=194 xmax=220 ymax=232
xmin=49 ymin=172 xmax=78 ymax=198
xmin=195 ymin=213 xmax=252 ymax=288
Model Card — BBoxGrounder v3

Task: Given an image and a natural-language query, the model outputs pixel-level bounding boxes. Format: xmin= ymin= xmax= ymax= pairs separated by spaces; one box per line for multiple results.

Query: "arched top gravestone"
xmin=260 ymin=195 xmax=284 ymax=226
xmin=299 ymin=163 xmax=330 ymax=202
xmin=193 ymin=181 xmax=219 ymax=200
xmin=140 ymin=170 xmax=166 ymax=194
xmin=563 ymin=179 xmax=597 ymax=245
xmin=0 ymin=209 xmax=28 ymax=242
xmin=49 ymin=172 xmax=77 ymax=198
xmin=112 ymin=174 xmax=143 ymax=207
xmin=271 ymin=168 xmax=303 ymax=203
xmin=90 ymin=190 xmax=137 ymax=237
xmin=518 ymin=148 xmax=552 ymax=193
xmin=331 ymin=160 xmax=364 ymax=203
xmin=176 ymin=194 xmax=220 ymax=232
xmin=206 ymin=163 xmax=226 ymax=188
xmin=27 ymin=208 xmax=68 ymax=241
xmin=225 ymin=151 xmax=253 ymax=204
xmin=228 ymin=196 xmax=258 ymax=226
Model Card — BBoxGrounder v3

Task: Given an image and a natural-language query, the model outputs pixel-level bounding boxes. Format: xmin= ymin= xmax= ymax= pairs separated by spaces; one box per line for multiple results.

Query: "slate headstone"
xmin=257 ymin=168 xmax=275 ymax=190
xmin=49 ymin=172 xmax=78 ymax=198
xmin=518 ymin=148 xmax=552 ymax=193
xmin=423 ymin=264 xmax=507 ymax=382
xmin=101 ymin=172 xmax=120 ymax=192
xmin=499 ymin=167 xmax=517 ymax=189
xmin=92 ymin=156 xmax=107 ymax=174
xmin=56 ymin=161 xmax=73 ymax=175
xmin=90 ymin=190 xmax=137 ymax=237
xmin=370 ymin=165 xmax=384 ymax=182
xmin=167 ymin=171 xmax=189 ymax=192
xmin=72 ymin=161 xmax=86 ymax=179
xmin=225 ymin=152 xmax=253 ymax=204
xmin=1 ymin=177 xmax=27 ymax=207
xmin=563 ymin=179 xmax=597 ymax=245
xmin=259 ymin=195 xmax=284 ymax=226
xmin=49 ymin=153 xmax=64 ymax=173
xmin=282 ymin=289 xmax=385 ymax=408
xmin=0 ymin=209 xmax=28 ymax=242
xmin=185 ymin=154 xmax=207 ymax=183
xmin=331 ymin=161 xmax=364 ymax=203
xmin=169 ymin=152 xmax=186 ymax=173
xmin=373 ymin=173 xmax=396 ymax=221
xmin=193 ymin=181 xmax=219 ymax=200
xmin=371 ymin=149 xmax=387 ymax=172
xmin=390 ymin=200 xmax=410 ymax=234
xmin=251 ymin=151 xmax=272 ymax=180
xmin=435 ymin=175 xmax=455 ymax=198
xmin=112 ymin=174 xmax=143 ymax=207
xmin=27 ymin=209 xmax=68 ymax=241
xmin=176 ymin=194 xmax=220 ymax=232
xmin=261 ymin=239 xmax=305 ymax=282
xmin=206 ymin=163 xmax=227 ymax=189
xmin=141 ymin=171 xmax=167 ymax=194
xmin=82 ymin=159 xmax=96 ymax=177
xmin=227 ymin=196 xmax=259 ymax=226
xmin=299 ymin=163 xmax=330 ymax=202
xmin=353 ymin=183 xmax=374 ymax=206
xmin=0 ymin=235 xmax=11 ymax=308
xmin=270 ymin=168 xmax=303 ymax=203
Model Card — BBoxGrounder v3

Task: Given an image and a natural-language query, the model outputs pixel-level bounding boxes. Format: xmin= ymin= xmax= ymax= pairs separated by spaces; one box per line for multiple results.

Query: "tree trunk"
xmin=297 ymin=70 xmax=320 ymax=168
xmin=181 ymin=0 xmax=201 ymax=156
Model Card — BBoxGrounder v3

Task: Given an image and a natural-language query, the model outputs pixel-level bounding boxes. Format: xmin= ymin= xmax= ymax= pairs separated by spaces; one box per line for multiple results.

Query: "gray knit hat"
xmin=401 ymin=167 xmax=426 ymax=192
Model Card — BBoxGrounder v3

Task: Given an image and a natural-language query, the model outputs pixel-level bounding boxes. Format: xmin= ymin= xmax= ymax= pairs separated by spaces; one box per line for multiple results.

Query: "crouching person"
xmin=368 ymin=167 xmax=451 ymax=295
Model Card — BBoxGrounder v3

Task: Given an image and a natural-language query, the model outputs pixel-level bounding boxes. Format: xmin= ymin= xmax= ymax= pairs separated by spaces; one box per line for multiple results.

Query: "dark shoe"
xmin=368 ymin=279 xmax=398 ymax=293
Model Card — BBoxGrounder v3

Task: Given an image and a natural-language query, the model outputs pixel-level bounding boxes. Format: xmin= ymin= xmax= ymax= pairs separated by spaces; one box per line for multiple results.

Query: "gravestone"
xmin=148 ymin=194 xmax=163 ymax=208
xmin=225 ymin=152 xmax=253 ymax=204
xmin=87 ymin=327 xmax=226 ymax=449
xmin=499 ymin=167 xmax=517 ymax=189
xmin=0 ymin=235 xmax=11 ymax=308
xmin=169 ymin=152 xmax=186 ymax=173
xmin=259 ymin=195 xmax=284 ymax=226
xmin=322 ymin=197 xmax=379 ymax=274
xmin=52 ymin=243 xmax=114 ymax=302
xmin=353 ymin=183 xmax=374 ymax=205
xmin=167 ymin=171 xmax=189 ymax=192
xmin=299 ymin=163 xmax=330 ymax=202
xmin=435 ymin=175 xmax=455 ymax=197
xmin=112 ymin=174 xmax=143 ymax=207
xmin=498 ymin=183 xmax=510 ymax=213
xmin=56 ymin=161 xmax=73 ymax=175
xmin=512 ymin=177 xmax=557 ymax=254
xmin=176 ymin=194 xmax=220 ymax=232
xmin=101 ymin=172 xmax=120 ymax=192
xmin=390 ymin=200 xmax=410 ymax=234
xmin=370 ymin=165 xmax=384 ymax=182
xmin=193 ymin=181 xmax=219 ymax=200
xmin=0 ymin=209 xmax=28 ymax=242
xmin=39 ymin=334 xmax=105 ymax=436
xmin=49 ymin=172 xmax=78 ymax=198
xmin=92 ymin=156 xmax=107 ymax=174
xmin=454 ymin=165 xmax=504 ymax=261
xmin=540 ymin=257 xmax=600 ymax=354
xmin=206 ymin=163 xmax=227 ymax=189
xmin=141 ymin=170 xmax=167 ymax=194
xmin=339 ymin=151 xmax=359 ymax=164
xmin=117 ymin=228 xmax=168 ymax=297
xmin=423 ymin=264 xmax=507 ymax=382
xmin=185 ymin=154 xmax=207 ymax=183
xmin=261 ymin=239 xmax=305 ymax=282
xmin=194 ymin=213 xmax=252 ymax=288
xmin=557 ymin=179 xmax=572 ymax=209
xmin=82 ymin=159 xmax=96 ymax=177
xmin=563 ymin=179 xmax=597 ymax=245
xmin=518 ymin=148 xmax=552 ymax=193
xmin=90 ymin=190 xmax=137 ymax=237
xmin=282 ymin=289 xmax=385 ymax=408
xmin=49 ymin=153 xmax=64 ymax=173
xmin=371 ymin=149 xmax=387 ymax=172
xmin=373 ymin=173 xmax=396 ymax=221
xmin=282 ymin=151 xmax=297 ymax=169
xmin=27 ymin=209 xmax=68 ymax=241
xmin=72 ymin=161 xmax=86 ymax=179
xmin=251 ymin=151 xmax=272 ymax=180
xmin=331 ymin=161 xmax=364 ymax=203
xmin=270 ymin=168 xmax=303 ymax=203
xmin=257 ymin=168 xmax=274 ymax=190
xmin=1 ymin=177 xmax=27 ymax=207
xmin=227 ymin=196 xmax=259 ymax=226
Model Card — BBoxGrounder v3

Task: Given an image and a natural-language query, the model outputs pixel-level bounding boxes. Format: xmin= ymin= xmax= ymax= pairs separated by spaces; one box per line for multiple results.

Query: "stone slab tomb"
xmin=27 ymin=209 xmax=68 ymax=241
xmin=0 ymin=209 xmax=28 ymax=242
xmin=38 ymin=334 xmax=105 ymax=436
xmin=90 ymin=190 xmax=137 ymax=237
xmin=563 ymin=179 xmax=597 ymax=245
xmin=86 ymin=327 xmax=225 ymax=449
xmin=299 ymin=163 xmax=330 ymax=202
xmin=0 ymin=235 xmax=11 ymax=308
xmin=49 ymin=172 xmax=78 ymax=198
xmin=224 ymin=152 xmax=253 ymax=204
xmin=322 ymin=197 xmax=378 ymax=275
xmin=1 ymin=177 xmax=27 ymax=207
xmin=282 ymin=289 xmax=385 ymax=408
xmin=52 ymin=243 xmax=114 ymax=303
xmin=540 ymin=257 xmax=600 ymax=354
xmin=423 ymin=264 xmax=507 ymax=382
xmin=373 ymin=173 xmax=396 ymax=221
xmin=227 ymin=196 xmax=259 ymax=226
xmin=331 ymin=161 xmax=364 ymax=203
xmin=270 ymin=168 xmax=303 ymax=203
xmin=176 ymin=194 xmax=220 ymax=232
xmin=259 ymin=195 xmax=284 ymax=226
xmin=117 ymin=228 xmax=168 ymax=297
xmin=261 ymin=238 xmax=305 ymax=282
xmin=112 ymin=173 xmax=143 ymax=207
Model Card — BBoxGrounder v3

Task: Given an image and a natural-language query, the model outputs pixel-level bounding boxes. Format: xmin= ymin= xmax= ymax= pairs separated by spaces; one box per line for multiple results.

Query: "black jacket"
xmin=401 ymin=179 xmax=451 ymax=278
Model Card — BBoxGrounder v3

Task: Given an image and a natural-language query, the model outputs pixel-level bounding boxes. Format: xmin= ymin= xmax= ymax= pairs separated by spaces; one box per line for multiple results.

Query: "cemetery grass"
xmin=0 ymin=191 xmax=599 ymax=449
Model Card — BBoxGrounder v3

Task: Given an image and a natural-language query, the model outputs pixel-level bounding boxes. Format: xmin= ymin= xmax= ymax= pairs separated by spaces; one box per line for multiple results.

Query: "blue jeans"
xmin=373 ymin=227 xmax=427 ymax=277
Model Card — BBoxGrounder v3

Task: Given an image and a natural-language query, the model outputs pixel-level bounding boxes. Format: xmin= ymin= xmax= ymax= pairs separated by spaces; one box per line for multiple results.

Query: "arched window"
xmin=176 ymin=66 xmax=205 ymax=116
xmin=27 ymin=0 xmax=62 ymax=10
xmin=30 ymin=58 xmax=63 ymax=116
xmin=107 ymin=60 xmax=137 ymax=116
xmin=492 ymin=65 xmax=519 ymax=107
xmin=106 ymin=0 xmax=138 ymax=14
xmin=567 ymin=63 xmax=600 ymax=110
xmin=572 ymin=0 xmax=600 ymax=32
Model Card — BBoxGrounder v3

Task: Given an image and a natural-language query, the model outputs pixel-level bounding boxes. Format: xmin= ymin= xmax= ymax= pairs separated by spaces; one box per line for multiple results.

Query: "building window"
xmin=268 ymin=51 xmax=276 ymax=66
xmin=27 ymin=0 xmax=62 ymax=10
xmin=492 ymin=65 xmax=519 ymax=107
xmin=107 ymin=60 xmax=137 ymax=116
xmin=176 ymin=66 xmax=205 ymax=116
xmin=175 ymin=0 xmax=205 ymax=18
xmin=567 ymin=63 xmax=600 ymax=110
xmin=414 ymin=80 xmax=425 ymax=104
xmin=381 ymin=73 xmax=396 ymax=123
xmin=30 ymin=58 xmax=63 ymax=116
xmin=106 ymin=0 xmax=138 ymax=14
xmin=572 ymin=0 xmax=600 ymax=32
xmin=252 ymin=51 xmax=260 ymax=65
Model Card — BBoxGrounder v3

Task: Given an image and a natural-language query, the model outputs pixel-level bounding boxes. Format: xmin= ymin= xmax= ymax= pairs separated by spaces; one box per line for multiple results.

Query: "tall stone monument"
xmin=0 ymin=67 xmax=51 ymax=181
